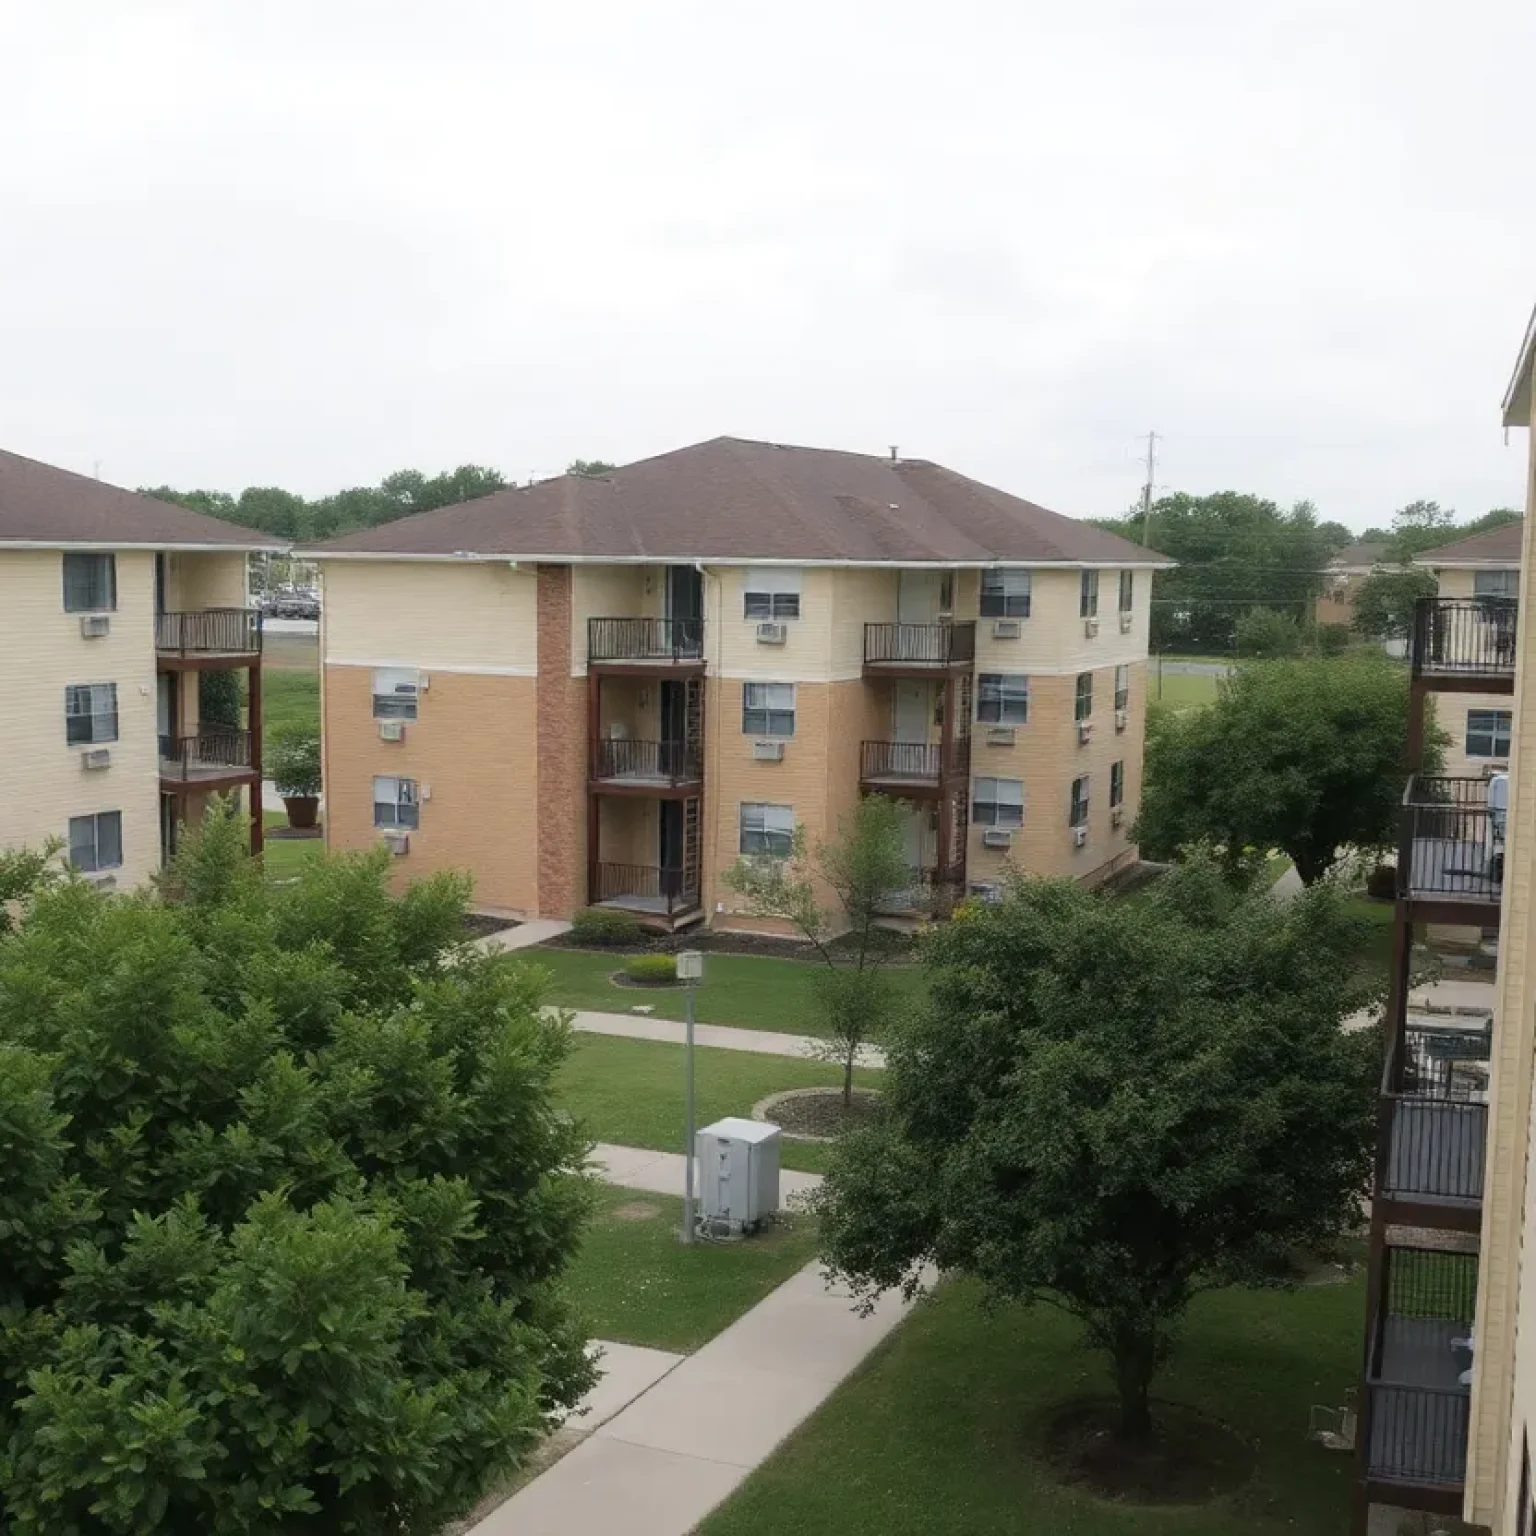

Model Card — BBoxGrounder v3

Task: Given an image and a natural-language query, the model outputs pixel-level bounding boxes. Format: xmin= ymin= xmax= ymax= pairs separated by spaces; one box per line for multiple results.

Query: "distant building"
xmin=1316 ymin=539 xmax=1387 ymax=627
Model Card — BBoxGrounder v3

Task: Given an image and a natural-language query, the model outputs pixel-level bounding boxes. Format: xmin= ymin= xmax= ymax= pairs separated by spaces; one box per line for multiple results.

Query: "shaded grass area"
xmin=261 ymin=811 xmax=323 ymax=879
xmin=700 ymin=1275 xmax=1362 ymax=1536
xmin=553 ymin=1032 xmax=880 ymax=1175
xmin=1147 ymin=669 xmax=1222 ymax=713
xmin=1343 ymin=894 xmax=1395 ymax=977
xmin=532 ymin=946 xmax=924 ymax=1036
xmin=566 ymin=1185 xmax=821 ymax=1352
xmin=262 ymin=668 xmax=320 ymax=749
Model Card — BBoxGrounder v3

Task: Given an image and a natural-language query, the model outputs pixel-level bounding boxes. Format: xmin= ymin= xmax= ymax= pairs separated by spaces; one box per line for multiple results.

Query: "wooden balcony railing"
xmin=587 ymin=617 xmax=704 ymax=664
xmin=863 ymin=620 xmax=976 ymax=667
xmin=158 ymin=727 xmax=255 ymax=781
xmin=859 ymin=738 xmax=971 ymax=784
xmin=589 ymin=862 xmax=700 ymax=915
xmin=155 ymin=608 xmax=262 ymax=656
xmin=1412 ymin=597 xmax=1517 ymax=679
xmin=592 ymin=739 xmax=702 ymax=785
xmin=1382 ymin=1025 xmax=1490 ymax=1207
xmin=1398 ymin=775 xmax=1505 ymax=904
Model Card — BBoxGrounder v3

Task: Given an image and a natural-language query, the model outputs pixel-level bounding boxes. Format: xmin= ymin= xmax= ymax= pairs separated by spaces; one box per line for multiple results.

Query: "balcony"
xmin=591 ymin=739 xmax=702 ymax=792
xmin=1398 ymin=775 xmax=1505 ymax=916
xmin=873 ymin=868 xmax=963 ymax=917
xmin=156 ymin=608 xmax=262 ymax=662
xmin=1382 ymin=1024 xmax=1489 ymax=1221
xmin=1364 ymin=1246 xmax=1475 ymax=1501
xmin=1412 ymin=597 xmax=1517 ymax=688
xmin=159 ymin=728 xmax=256 ymax=784
xmin=587 ymin=618 xmax=704 ymax=671
xmin=589 ymin=862 xmax=701 ymax=922
xmin=859 ymin=739 xmax=971 ymax=794
xmin=863 ymin=620 xmax=976 ymax=673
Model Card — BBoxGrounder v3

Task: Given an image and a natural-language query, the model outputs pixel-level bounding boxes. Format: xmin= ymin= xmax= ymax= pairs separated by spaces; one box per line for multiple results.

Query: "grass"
xmin=553 ymin=1032 xmax=881 ymax=1175
xmin=530 ymin=946 xmax=924 ymax=1036
xmin=261 ymin=811 xmax=323 ymax=879
xmin=262 ymin=669 xmax=319 ymax=749
xmin=699 ymin=1274 xmax=1362 ymax=1536
xmin=1343 ymin=894 xmax=1395 ymax=976
xmin=566 ymin=1186 xmax=821 ymax=1352
xmin=1147 ymin=669 xmax=1222 ymax=712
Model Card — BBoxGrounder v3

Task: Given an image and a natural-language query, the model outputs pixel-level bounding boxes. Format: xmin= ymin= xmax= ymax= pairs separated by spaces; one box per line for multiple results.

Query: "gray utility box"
xmin=697 ymin=1117 xmax=782 ymax=1235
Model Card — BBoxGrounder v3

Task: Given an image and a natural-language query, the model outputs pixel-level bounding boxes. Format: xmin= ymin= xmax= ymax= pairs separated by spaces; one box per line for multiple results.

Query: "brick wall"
xmin=536 ymin=565 xmax=588 ymax=917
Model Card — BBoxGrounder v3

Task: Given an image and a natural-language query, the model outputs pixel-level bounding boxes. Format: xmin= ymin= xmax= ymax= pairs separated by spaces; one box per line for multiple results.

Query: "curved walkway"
xmin=565 ymin=1008 xmax=887 ymax=1067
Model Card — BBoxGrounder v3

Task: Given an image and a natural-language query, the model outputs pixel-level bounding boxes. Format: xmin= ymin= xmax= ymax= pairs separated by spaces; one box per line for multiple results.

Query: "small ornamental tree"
xmin=814 ymin=855 xmax=1378 ymax=1442
xmin=724 ymin=795 xmax=914 ymax=1104
xmin=1351 ymin=563 xmax=1439 ymax=641
xmin=0 ymin=802 xmax=594 ymax=1534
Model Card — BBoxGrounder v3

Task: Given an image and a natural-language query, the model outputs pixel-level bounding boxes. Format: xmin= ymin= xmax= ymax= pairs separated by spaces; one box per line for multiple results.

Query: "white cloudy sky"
xmin=1 ymin=1 xmax=1531 ymax=530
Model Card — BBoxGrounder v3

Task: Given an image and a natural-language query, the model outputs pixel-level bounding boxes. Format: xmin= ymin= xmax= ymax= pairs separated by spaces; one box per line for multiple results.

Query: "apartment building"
xmin=1317 ymin=539 xmax=1387 ymax=628
xmin=1349 ymin=316 xmax=1532 ymax=1534
xmin=0 ymin=450 xmax=283 ymax=885
xmin=304 ymin=437 xmax=1170 ymax=925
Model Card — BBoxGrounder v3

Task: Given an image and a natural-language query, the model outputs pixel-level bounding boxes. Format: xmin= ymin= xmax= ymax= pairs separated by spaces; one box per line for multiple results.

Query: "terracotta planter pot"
xmin=283 ymin=795 xmax=320 ymax=831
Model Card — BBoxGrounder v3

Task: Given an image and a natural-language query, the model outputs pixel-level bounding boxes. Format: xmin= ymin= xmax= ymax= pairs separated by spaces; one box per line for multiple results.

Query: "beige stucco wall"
xmin=569 ymin=564 xmax=657 ymax=675
xmin=962 ymin=566 xmax=1153 ymax=676
xmin=0 ymin=549 xmax=162 ymax=886
xmin=164 ymin=551 xmax=248 ymax=611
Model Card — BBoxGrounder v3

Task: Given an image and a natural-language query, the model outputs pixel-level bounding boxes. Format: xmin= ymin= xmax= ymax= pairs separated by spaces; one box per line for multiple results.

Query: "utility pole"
xmin=1139 ymin=431 xmax=1158 ymax=545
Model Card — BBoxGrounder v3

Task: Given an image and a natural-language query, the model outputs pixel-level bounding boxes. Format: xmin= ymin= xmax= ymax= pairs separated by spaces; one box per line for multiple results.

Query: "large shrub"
xmin=0 ymin=804 xmax=594 ymax=1534
xmin=570 ymin=906 xmax=641 ymax=947
xmin=625 ymin=954 xmax=678 ymax=985
xmin=269 ymin=728 xmax=322 ymax=798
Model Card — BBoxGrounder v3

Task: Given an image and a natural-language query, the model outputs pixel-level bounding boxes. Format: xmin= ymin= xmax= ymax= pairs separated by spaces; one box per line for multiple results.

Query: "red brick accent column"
xmin=535 ymin=565 xmax=587 ymax=917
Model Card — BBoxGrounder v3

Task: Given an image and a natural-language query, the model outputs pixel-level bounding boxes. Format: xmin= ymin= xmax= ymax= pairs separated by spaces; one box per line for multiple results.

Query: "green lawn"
xmin=699 ymin=1275 xmax=1362 ymax=1536
xmin=566 ymin=1185 xmax=821 ymax=1352
xmin=1147 ymin=668 xmax=1222 ymax=712
xmin=261 ymin=811 xmax=323 ymax=879
xmin=1344 ymin=894 xmax=1395 ymax=976
xmin=262 ymin=668 xmax=319 ymax=748
xmin=553 ymin=1032 xmax=881 ymax=1175
xmin=530 ymin=946 xmax=924 ymax=1036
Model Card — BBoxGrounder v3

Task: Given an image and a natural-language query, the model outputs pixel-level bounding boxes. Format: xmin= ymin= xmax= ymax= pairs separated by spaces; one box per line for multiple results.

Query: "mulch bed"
xmin=1040 ymin=1399 xmax=1255 ymax=1504
xmin=761 ymin=1087 xmax=883 ymax=1140
xmin=609 ymin=972 xmax=684 ymax=990
xmin=461 ymin=914 xmax=518 ymax=940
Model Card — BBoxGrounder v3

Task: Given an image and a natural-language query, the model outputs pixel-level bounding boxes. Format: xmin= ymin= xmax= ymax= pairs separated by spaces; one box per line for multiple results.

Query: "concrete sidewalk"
xmin=565 ymin=1008 xmax=887 ymax=1068
xmin=592 ymin=1142 xmax=823 ymax=1205
xmin=469 ymin=920 xmax=572 ymax=954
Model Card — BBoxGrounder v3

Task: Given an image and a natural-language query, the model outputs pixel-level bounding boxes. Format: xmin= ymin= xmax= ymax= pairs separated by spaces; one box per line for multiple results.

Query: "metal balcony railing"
xmin=591 ymin=739 xmax=702 ymax=785
xmin=589 ymin=862 xmax=699 ymax=916
xmin=1382 ymin=1026 xmax=1490 ymax=1206
xmin=859 ymin=739 xmax=971 ymax=784
xmin=1412 ymin=597 xmax=1517 ymax=679
xmin=1398 ymin=776 xmax=1505 ymax=904
xmin=587 ymin=617 xmax=704 ymax=664
xmin=158 ymin=728 xmax=255 ymax=780
xmin=863 ymin=620 xmax=976 ymax=667
xmin=155 ymin=608 xmax=262 ymax=655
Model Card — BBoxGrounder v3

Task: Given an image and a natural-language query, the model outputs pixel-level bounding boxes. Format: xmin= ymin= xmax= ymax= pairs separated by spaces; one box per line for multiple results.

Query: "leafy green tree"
xmin=567 ymin=459 xmax=618 ymax=477
xmin=1138 ymin=653 xmax=1442 ymax=884
xmin=197 ymin=669 xmax=243 ymax=731
xmin=814 ymin=857 xmax=1377 ymax=1441
xmin=724 ymin=795 xmax=914 ymax=1104
xmin=1351 ymin=563 xmax=1439 ymax=640
xmin=1382 ymin=501 xmax=1521 ymax=562
xmin=1233 ymin=606 xmax=1302 ymax=657
xmin=0 ymin=805 xmax=594 ymax=1534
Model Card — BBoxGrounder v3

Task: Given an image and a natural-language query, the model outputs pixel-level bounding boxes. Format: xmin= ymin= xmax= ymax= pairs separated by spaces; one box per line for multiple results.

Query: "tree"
xmin=1382 ymin=501 xmax=1521 ymax=563
xmin=1351 ymin=563 xmax=1439 ymax=640
xmin=1233 ymin=606 xmax=1302 ymax=657
xmin=1137 ymin=652 xmax=1443 ymax=884
xmin=567 ymin=459 xmax=617 ymax=477
xmin=724 ymin=795 xmax=914 ymax=1104
xmin=813 ymin=857 xmax=1377 ymax=1441
xmin=0 ymin=805 xmax=594 ymax=1533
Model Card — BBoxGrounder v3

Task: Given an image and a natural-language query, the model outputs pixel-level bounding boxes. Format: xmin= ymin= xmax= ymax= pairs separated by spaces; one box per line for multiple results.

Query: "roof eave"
xmin=0 ymin=537 xmax=287 ymax=554
xmin=1502 ymin=303 xmax=1536 ymax=428
xmin=298 ymin=549 xmax=1177 ymax=570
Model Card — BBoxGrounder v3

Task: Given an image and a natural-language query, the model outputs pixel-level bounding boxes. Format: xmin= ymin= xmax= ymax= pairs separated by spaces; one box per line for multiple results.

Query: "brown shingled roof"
xmin=1415 ymin=521 xmax=1524 ymax=566
xmin=1327 ymin=540 xmax=1387 ymax=569
xmin=0 ymin=449 xmax=285 ymax=550
xmin=307 ymin=437 xmax=1169 ymax=566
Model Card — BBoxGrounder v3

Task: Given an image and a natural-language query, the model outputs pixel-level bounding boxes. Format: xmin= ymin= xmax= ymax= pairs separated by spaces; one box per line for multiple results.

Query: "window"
xmin=740 ymin=802 xmax=794 ymax=857
xmin=1114 ymin=664 xmax=1129 ymax=713
xmin=68 ymin=810 xmax=122 ymax=872
xmin=1474 ymin=569 xmax=1520 ymax=598
xmin=1119 ymin=570 xmax=1134 ymax=612
xmin=1080 ymin=570 xmax=1099 ymax=618
xmin=743 ymin=568 xmax=801 ymax=620
xmin=1075 ymin=671 xmax=1093 ymax=721
xmin=65 ymin=683 xmax=119 ymax=745
xmin=373 ymin=776 xmax=420 ymax=829
xmin=372 ymin=667 xmax=420 ymax=721
xmin=1466 ymin=709 xmax=1513 ymax=759
xmin=742 ymin=682 xmax=795 ymax=736
xmin=1110 ymin=761 xmax=1125 ymax=807
xmin=1069 ymin=775 xmax=1091 ymax=828
xmin=62 ymin=553 xmax=116 ymax=613
xmin=972 ymin=777 xmax=1024 ymax=828
xmin=980 ymin=568 xmax=1031 ymax=618
xmin=977 ymin=673 xmax=1029 ymax=725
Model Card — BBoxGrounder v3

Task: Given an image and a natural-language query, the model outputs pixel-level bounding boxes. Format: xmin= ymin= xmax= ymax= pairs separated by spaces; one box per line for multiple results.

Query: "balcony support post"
xmin=248 ymin=660 xmax=263 ymax=858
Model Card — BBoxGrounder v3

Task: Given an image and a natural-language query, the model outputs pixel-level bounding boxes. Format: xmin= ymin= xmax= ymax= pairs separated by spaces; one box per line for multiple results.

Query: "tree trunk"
xmin=1111 ymin=1330 xmax=1157 ymax=1444
xmin=1291 ymin=847 xmax=1328 ymax=886
xmin=842 ymin=1050 xmax=855 ymax=1108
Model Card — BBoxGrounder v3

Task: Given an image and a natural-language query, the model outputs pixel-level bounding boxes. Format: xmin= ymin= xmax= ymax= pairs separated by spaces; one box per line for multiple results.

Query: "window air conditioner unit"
xmin=752 ymin=739 xmax=785 ymax=761
xmin=1077 ymin=720 xmax=1093 ymax=743
xmin=80 ymin=615 xmax=110 ymax=638
xmin=1084 ymin=618 xmax=1100 ymax=638
xmin=80 ymin=748 xmax=112 ymax=770
xmin=417 ymin=673 xmax=430 ymax=690
xmin=968 ymin=881 xmax=1004 ymax=904
xmin=1119 ymin=613 xmax=1134 ymax=633
xmin=1110 ymin=807 xmax=1125 ymax=828
xmin=380 ymin=829 xmax=410 ymax=855
xmin=1483 ymin=761 xmax=1510 ymax=777
xmin=378 ymin=721 xmax=405 ymax=742
xmin=1114 ymin=709 xmax=1128 ymax=732
xmin=991 ymin=618 xmax=1021 ymax=639
xmin=981 ymin=828 xmax=1013 ymax=849
xmin=986 ymin=726 xmax=1016 ymax=746
xmin=1072 ymin=825 xmax=1089 ymax=847
xmin=85 ymin=872 xmax=117 ymax=890
xmin=756 ymin=622 xmax=787 ymax=645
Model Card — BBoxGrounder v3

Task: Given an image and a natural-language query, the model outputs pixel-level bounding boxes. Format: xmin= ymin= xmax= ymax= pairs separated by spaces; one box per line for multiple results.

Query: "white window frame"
xmin=373 ymin=775 xmax=420 ymax=829
xmin=1114 ymin=664 xmax=1129 ymax=713
xmin=1075 ymin=671 xmax=1094 ymax=721
xmin=976 ymin=673 xmax=1029 ymax=725
xmin=739 ymin=801 xmax=795 ymax=857
xmin=1466 ymin=709 xmax=1513 ymax=759
xmin=980 ymin=568 xmax=1031 ymax=618
xmin=742 ymin=682 xmax=795 ymax=737
xmin=1080 ymin=570 xmax=1100 ymax=618
xmin=65 ymin=682 xmax=119 ymax=745
xmin=743 ymin=569 xmax=802 ymax=621
xmin=62 ymin=552 xmax=116 ymax=613
xmin=972 ymin=776 xmax=1024 ymax=828
xmin=1069 ymin=775 xmax=1091 ymax=828
xmin=372 ymin=668 xmax=421 ymax=721
xmin=68 ymin=810 xmax=123 ymax=872
xmin=1110 ymin=760 xmax=1125 ymax=808
xmin=1119 ymin=570 xmax=1134 ymax=613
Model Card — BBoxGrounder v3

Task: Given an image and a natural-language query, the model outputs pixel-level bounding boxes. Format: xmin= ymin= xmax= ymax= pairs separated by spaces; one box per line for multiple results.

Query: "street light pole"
xmin=676 ymin=950 xmax=704 ymax=1244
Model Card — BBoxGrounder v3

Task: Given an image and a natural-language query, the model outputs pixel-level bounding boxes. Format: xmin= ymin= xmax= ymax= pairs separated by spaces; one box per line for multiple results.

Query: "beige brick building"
xmin=305 ymin=438 xmax=1170 ymax=926
xmin=0 ymin=451 xmax=283 ymax=884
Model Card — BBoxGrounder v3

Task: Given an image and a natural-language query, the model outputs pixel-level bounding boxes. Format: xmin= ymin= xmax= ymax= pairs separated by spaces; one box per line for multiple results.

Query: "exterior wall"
xmin=570 ymin=564 xmax=655 ymax=675
xmin=1430 ymin=566 xmax=1520 ymax=780
xmin=164 ymin=551 xmax=248 ymax=611
xmin=321 ymin=662 xmax=539 ymax=914
xmin=964 ymin=566 xmax=1153 ymax=676
xmin=714 ymin=567 xmax=838 ymax=680
xmin=536 ymin=566 xmax=587 ymax=917
xmin=0 ymin=549 xmax=162 ymax=886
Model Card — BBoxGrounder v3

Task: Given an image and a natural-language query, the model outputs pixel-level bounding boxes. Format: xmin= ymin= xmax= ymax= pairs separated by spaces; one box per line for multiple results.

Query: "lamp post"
xmin=676 ymin=949 xmax=704 ymax=1244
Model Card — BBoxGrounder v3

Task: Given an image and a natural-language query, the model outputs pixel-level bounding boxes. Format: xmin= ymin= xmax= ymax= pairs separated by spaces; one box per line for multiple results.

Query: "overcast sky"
xmin=1 ymin=2 xmax=1531 ymax=531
